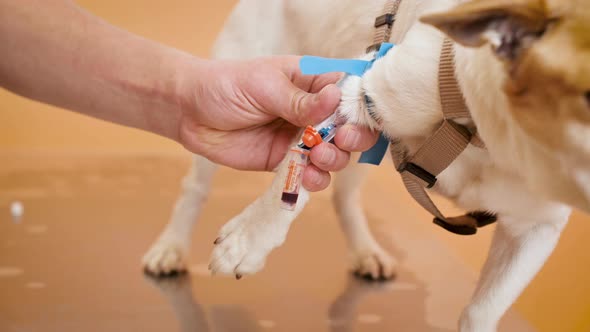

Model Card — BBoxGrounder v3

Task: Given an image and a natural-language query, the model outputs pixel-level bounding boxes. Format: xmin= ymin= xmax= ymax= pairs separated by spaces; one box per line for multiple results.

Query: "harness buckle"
xmin=397 ymin=162 xmax=437 ymax=189
xmin=374 ymin=13 xmax=396 ymax=28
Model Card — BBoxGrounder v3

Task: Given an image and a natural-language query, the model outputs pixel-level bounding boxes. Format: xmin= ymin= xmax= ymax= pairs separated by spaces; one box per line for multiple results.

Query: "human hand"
xmin=179 ymin=56 xmax=379 ymax=191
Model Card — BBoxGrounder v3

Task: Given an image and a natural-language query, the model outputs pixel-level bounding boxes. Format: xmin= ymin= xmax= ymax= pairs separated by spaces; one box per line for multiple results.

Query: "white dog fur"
xmin=142 ymin=0 xmax=579 ymax=331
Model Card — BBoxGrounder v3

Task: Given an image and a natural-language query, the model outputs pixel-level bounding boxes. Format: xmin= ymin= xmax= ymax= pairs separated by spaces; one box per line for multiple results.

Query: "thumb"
xmin=276 ymin=79 xmax=342 ymax=127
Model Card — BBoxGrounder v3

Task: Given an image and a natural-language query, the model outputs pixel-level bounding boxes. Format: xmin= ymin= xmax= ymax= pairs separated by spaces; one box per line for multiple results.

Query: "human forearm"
xmin=0 ymin=0 xmax=199 ymax=140
xmin=0 ymin=0 xmax=380 ymax=191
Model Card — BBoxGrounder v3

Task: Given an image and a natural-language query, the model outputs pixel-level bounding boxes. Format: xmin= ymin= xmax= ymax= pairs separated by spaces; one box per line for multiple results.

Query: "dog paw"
xmin=350 ymin=247 xmax=397 ymax=281
xmin=142 ymin=241 xmax=188 ymax=276
xmin=208 ymin=214 xmax=289 ymax=279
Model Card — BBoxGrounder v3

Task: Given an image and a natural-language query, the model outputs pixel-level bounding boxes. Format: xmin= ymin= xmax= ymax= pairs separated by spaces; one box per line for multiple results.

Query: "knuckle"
xmin=290 ymin=91 xmax=305 ymax=116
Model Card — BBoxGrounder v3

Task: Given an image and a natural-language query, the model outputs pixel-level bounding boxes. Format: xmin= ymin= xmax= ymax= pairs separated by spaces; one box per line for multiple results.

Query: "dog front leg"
xmin=208 ymin=151 xmax=309 ymax=279
xmin=207 ymin=75 xmax=375 ymax=279
xmin=459 ymin=208 xmax=570 ymax=332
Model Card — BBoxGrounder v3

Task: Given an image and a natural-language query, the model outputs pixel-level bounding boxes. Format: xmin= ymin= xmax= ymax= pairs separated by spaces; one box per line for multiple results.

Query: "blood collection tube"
xmin=280 ymin=147 xmax=310 ymax=211
xmin=280 ymin=114 xmax=342 ymax=210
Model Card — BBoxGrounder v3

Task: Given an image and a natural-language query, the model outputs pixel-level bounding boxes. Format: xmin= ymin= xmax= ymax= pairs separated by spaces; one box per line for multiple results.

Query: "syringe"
xmin=280 ymin=113 xmax=341 ymax=211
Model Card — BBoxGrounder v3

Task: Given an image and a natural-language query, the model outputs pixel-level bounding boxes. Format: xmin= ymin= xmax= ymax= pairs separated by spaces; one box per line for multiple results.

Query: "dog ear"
xmin=420 ymin=0 xmax=550 ymax=60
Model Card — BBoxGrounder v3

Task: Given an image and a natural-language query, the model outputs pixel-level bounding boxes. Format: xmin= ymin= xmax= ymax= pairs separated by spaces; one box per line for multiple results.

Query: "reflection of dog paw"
xmin=351 ymin=247 xmax=397 ymax=281
xmin=143 ymin=272 xmax=191 ymax=294
xmin=142 ymin=241 xmax=188 ymax=276
xmin=209 ymin=213 xmax=289 ymax=279
xmin=345 ymin=274 xmax=396 ymax=295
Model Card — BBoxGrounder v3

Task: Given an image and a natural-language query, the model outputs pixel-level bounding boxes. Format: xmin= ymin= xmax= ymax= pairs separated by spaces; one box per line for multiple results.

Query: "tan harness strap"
xmin=391 ymin=39 xmax=495 ymax=235
xmin=366 ymin=1 xmax=496 ymax=235
xmin=390 ymin=140 xmax=444 ymax=220
xmin=440 ymin=38 xmax=486 ymax=148
xmin=367 ymin=0 xmax=402 ymax=52
xmin=407 ymin=120 xmax=471 ymax=178
xmin=438 ymin=39 xmax=471 ymax=119
xmin=470 ymin=134 xmax=486 ymax=149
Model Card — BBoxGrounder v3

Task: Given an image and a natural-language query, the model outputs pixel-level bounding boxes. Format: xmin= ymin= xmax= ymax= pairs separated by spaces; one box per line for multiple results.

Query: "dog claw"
xmin=213 ymin=237 xmax=221 ymax=245
xmin=236 ymin=274 xmax=243 ymax=280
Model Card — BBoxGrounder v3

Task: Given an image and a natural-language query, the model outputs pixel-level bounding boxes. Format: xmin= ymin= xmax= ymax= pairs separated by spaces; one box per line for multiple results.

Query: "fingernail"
xmin=343 ymin=127 xmax=361 ymax=150
xmin=319 ymin=145 xmax=336 ymax=165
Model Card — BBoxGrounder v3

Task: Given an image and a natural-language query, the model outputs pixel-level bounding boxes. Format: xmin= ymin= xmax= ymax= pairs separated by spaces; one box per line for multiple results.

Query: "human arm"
xmin=0 ymin=0 xmax=379 ymax=191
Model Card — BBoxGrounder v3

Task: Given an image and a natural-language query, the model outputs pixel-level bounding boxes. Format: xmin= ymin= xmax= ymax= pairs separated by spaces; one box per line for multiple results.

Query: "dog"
xmin=143 ymin=0 xmax=590 ymax=331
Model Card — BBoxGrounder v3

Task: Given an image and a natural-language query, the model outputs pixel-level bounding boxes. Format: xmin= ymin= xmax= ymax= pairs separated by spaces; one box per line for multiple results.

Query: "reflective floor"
xmin=0 ymin=155 xmax=535 ymax=332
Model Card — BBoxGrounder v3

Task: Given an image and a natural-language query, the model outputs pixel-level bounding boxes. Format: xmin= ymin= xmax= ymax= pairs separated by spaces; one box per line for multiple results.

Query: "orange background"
xmin=1 ymin=1 xmax=589 ymax=331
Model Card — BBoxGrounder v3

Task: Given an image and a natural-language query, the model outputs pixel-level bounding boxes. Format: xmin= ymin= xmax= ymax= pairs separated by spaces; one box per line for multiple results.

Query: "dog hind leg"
xmin=143 ymin=155 xmax=218 ymax=276
xmin=333 ymin=157 xmax=397 ymax=281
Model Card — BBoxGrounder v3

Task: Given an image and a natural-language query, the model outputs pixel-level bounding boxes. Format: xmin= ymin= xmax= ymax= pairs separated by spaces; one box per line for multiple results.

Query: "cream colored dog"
xmin=143 ymin=0 xmax=590 ymax=331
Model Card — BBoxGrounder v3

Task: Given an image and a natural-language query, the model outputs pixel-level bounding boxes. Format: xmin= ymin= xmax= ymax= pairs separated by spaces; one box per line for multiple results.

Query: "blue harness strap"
xmin=299 ymin=58 xmax=370 ymax=77
xmin=358 ymin=133 xmax=390 ymax=165
xmin=300 ymin=43 xmax=395 ymax=165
